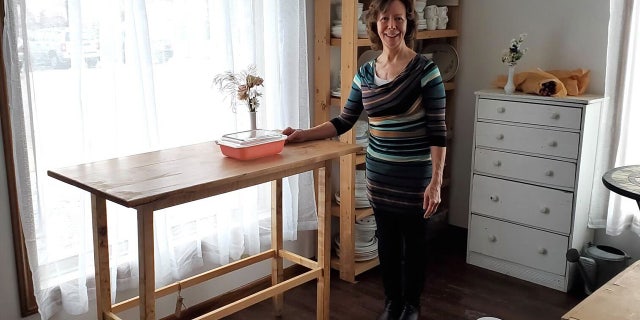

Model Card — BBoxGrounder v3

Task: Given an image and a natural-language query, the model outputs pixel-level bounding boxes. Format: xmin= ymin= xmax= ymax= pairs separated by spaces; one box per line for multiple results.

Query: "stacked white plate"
xmin=355 ymin=120 xmax=369 ymax=150
xmin=335 ymin=169 xmax=370 ymax=208
xmin=355 ymin=215 xmax=377 ymax=243
xmin=335 ymin=214 xmax=378 ymax=261
xmin=334 ymin=234 xmax=378 ymax=261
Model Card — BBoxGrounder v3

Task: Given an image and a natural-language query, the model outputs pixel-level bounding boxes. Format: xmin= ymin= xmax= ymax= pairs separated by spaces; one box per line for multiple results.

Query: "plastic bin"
xmin=216 ymin=129 xmax=287 ymax=160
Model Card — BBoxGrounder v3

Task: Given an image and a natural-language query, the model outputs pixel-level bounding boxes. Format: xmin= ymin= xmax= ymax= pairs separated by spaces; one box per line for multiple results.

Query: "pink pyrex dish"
xmin=216 ymin=129 xmax=287 ymax=160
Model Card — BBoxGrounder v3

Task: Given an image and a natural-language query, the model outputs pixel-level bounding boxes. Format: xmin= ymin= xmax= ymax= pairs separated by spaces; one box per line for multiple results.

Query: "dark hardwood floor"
xmin=225 ymin=226 xmax=586 ymax=320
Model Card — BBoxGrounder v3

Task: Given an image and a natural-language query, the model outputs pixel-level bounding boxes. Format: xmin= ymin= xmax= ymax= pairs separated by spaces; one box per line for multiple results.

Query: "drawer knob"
xmin=497 ymin=107 xmax=506 ymax=113
xmin=493 ymin=160 xmax=502 ymax=167
xmin=490 ymin=195 xmax=500 ymax=202
xmin=488 ymin=235 xmax=497 ymax=242
xmin=540 ymin=207 xmax=550 ymax=214
xmin=496 ymin=134 xmax=504 ymax=140
xmin=545 ymin=170 xmax=554 ymax=177
xmin=548 ymin=140 xmax=558 ymax=147
xmin=551 ymin=112 xmax=560 ymax=120
xmin=538 ymin=247 xmax=548 ymax=255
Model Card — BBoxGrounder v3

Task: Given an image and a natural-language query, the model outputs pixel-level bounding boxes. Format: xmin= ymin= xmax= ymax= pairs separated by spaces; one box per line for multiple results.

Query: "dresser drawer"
xmin=474 ymin=149 xmax=576 ymax=188
xmin=475 ymin=122 xmax=580 ymax=159
xmin=477 ymin=98 xmax=582 ymax=130
xmin=468 ymin=214 xmax=568 ymax=275
xmin=471 ymin=175 xmax=573 ymax=233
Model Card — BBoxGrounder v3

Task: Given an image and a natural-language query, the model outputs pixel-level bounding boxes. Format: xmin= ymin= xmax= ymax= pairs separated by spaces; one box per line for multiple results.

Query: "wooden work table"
xmin=563 ymin=260 xmax=640 ymax=320
xmin=48 ymin=139 xmax=360 ymax=320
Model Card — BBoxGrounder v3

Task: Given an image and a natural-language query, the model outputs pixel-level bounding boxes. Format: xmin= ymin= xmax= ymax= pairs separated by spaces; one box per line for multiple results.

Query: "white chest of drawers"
xmin=467 ymin=89 xmax=606 ymax=292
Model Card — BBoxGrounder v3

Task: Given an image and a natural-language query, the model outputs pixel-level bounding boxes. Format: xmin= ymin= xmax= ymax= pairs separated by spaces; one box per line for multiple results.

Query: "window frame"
xmin=1 ymin=1 xmax=38 ymax=316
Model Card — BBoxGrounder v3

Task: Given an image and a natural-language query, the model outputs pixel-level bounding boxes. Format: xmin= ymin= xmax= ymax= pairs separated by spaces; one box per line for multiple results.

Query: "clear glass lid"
xmin=219 ymin=129 xmax=286 ymax=146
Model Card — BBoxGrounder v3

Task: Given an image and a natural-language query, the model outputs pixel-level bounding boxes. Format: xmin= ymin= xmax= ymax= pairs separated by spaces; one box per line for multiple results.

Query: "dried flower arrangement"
xmin=213 ymin=65 xmax=264 ymax=112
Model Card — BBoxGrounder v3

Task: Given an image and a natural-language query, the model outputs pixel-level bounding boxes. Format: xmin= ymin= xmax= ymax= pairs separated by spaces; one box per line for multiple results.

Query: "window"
xmin=587 ymin=1 xmax=640 ymax=235
xmin=2 ymin=1 xmax=312 ymax=318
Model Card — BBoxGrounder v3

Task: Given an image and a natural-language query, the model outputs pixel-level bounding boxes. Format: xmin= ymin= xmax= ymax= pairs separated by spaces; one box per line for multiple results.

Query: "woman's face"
xmin=376 ymin=0 xmax=407 ymax=50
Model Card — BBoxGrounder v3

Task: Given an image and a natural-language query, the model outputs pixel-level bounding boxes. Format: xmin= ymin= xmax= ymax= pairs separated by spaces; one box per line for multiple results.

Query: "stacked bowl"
xmin=332 ymin=2 xmax=367 ymax=38
xmin=415 ymin=0 xmax=427 ymax=30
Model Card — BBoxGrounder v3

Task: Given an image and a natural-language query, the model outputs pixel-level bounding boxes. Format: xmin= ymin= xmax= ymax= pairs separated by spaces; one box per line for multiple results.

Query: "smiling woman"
xmin=284 ymin=0 xmax=447 ymax=319
xmin=1 ymin=0 xmax=312 ymax=319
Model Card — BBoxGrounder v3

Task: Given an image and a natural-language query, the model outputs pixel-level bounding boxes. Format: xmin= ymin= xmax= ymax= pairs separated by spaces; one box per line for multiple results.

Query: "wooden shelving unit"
xmin=314 ymin=0 xmax=461 ymax=283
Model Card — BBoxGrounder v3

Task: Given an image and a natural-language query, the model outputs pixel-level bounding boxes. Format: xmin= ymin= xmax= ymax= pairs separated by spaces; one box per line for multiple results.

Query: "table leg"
xmin=92 ymin=195 xmax=112 ymax=320
xmin=317 ymin=165 xmax=331 ymax=320
xmin=137 ymin=207 xmax=155 ymax=320
xmin=339 ymin=154 xmax=356 ymax=283
xmin=271 ymin=179 xmax=284 ymax=315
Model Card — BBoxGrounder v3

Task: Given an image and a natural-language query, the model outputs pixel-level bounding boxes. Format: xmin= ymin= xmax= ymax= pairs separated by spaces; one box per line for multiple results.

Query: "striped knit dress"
xmin=330 ymin=54 xmax=447 ymax=214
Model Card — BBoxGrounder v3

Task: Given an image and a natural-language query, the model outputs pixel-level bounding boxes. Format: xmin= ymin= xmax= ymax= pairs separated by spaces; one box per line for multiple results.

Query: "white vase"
xmin=249 ymin=111 xmax=257 ymax=131
xmin=504 ymin=65 xmax=516 ymax=95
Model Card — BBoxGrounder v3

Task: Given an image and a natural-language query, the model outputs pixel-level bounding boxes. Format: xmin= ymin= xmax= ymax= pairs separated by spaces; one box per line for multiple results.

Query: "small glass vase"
xmin=249 ymin=111 xmax=257 ymax=131
xmin=504 ymin=65 xmax=516 ymax=95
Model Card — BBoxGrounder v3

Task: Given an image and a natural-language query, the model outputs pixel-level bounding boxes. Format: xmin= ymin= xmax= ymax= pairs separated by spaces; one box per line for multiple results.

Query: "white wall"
xmin=448 ymin=0 xmax=610 ymax=228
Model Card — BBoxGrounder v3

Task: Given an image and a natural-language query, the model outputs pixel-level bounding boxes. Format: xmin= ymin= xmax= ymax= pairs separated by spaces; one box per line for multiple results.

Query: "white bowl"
xmin=331 ymin=27 xmax=342 ymax=38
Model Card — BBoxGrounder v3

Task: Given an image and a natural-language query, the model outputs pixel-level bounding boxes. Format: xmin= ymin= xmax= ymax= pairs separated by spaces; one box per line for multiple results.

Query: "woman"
xmin=283 ymin=0 xmax=446 ymax=319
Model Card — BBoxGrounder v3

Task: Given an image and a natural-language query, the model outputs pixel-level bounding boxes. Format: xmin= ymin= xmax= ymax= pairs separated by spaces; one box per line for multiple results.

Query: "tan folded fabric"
xmin=493 ymin=68 xmax=567 ymax=97
xmin=494 ymin=68 xmax=591 ymax=97
xmin=519 ymin=68 xmax=567 ymax=97
xmin=546 ymin=69 xmax=591 ymax=96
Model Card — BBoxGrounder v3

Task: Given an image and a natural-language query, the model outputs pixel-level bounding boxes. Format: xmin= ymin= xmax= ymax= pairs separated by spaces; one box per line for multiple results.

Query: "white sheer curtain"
xmin=2 ymin=0 xmax=314 ymax=319
xmin=588 ymin=0 xmax=640 ymax=235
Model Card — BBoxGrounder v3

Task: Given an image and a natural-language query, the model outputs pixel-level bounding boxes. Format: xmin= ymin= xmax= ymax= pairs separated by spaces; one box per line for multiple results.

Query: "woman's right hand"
xmin=282 ymin=127 xmax=306 ymax=143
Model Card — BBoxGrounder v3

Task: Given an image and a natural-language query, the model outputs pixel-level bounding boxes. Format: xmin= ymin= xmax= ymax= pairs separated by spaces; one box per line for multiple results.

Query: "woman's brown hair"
xmin=365 ymin=0 xmax=417 ymax=51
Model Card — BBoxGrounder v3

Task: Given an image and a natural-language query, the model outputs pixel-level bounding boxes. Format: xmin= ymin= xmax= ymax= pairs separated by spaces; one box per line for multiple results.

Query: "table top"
xmin=602 ymin=165 xmax=640 ymax=201
xmin=48 ymin=140 xmax=361 ymax=209
xmin=562 ymin=260 xmax=640 ymax=320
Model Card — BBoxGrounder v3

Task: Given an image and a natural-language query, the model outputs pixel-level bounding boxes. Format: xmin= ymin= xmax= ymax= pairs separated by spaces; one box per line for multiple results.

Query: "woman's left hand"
xmin=422 ymin=182 xmax=441 ymax=219
xmin=282 ymin=127 xmax=306 ymax=143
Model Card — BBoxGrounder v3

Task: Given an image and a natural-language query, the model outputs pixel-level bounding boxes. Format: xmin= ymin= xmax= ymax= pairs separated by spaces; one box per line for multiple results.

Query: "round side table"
xmin=602 ymin=165 xmax=640 ymax=210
